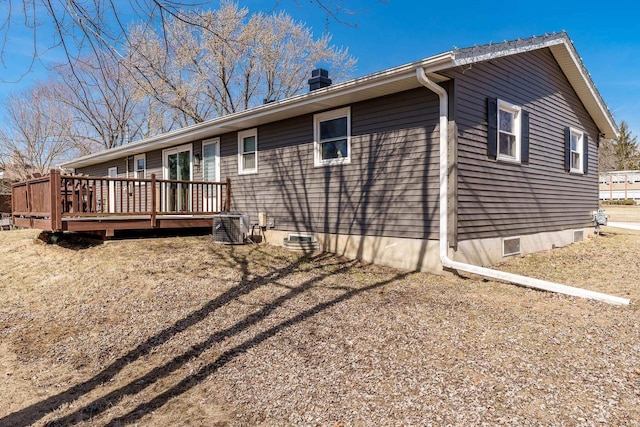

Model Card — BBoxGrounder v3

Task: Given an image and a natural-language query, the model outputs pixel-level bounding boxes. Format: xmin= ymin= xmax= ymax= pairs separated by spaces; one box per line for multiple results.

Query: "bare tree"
xmin=248 ymin=10 xmax=356 ymax=103
xmin=0 ymin=83 xmax=81 ymax=179
xmin=52 ymin=53 xmax=161 ymax=150
xmin=1 ymin=0 xmax=374 ymax=82
xmin=0 ymin=1 xmax=359 ymax=152
xmin=126 ymin=2 xmax=356 ymax=126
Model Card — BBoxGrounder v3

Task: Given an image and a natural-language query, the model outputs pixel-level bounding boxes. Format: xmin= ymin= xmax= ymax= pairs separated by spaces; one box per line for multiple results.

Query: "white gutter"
xmin=415 ymin=67 xmax=630 ymax=306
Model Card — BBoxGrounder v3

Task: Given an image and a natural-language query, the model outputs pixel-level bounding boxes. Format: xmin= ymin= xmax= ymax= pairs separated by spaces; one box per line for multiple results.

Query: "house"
xmin=15 ymin=32 xmax=617 ymax=273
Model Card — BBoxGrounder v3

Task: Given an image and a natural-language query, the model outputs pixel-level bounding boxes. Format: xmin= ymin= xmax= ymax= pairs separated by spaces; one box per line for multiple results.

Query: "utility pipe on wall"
xmin=415 ymin=68 xmax=630 ymax=306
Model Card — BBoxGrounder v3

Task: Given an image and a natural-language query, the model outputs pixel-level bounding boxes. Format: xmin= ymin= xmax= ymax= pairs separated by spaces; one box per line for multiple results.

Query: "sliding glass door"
xmin=163 ymin=144 xmax=192 ymax=212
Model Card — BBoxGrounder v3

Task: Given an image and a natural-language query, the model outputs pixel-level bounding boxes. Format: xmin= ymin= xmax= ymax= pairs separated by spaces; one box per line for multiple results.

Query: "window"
xmin=564 ymin=127 xmax=588 ymax=174
xmin=134 ymin=154 xmax=146 ymax=179
xmin=497 ymin=100 xmax=521 ymax=162
xmin=238 ymin=129 xmax=258 ymax=175
xmin=569 ymin=129 xmax=584 ymax=173
xmin=487 ymin=98 xmax=528 ymax=163
xmin=314 ymin=107 xmax=351 ymax=167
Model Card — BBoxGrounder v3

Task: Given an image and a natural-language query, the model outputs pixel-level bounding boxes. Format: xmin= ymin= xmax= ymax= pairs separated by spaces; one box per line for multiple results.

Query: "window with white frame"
xmin=134 ymin=154 xmax=146 ymax=179
xmin=497 ymin=100 xmax=521 ymax=162
xmin=570 ymin=128 xmax=584 ymax=173
xmin=314 ymin=107 xmax=351 ymax=167
xmin=238 ymin=128 xmax=258 ymax=175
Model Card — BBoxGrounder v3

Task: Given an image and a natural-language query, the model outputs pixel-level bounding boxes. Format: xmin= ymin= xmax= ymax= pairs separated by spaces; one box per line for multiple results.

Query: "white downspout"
xmin=416 ymin=68 xmax=630 ymax=306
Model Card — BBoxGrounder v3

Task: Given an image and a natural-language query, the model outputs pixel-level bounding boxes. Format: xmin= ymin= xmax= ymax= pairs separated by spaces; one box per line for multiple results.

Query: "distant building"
xmin=599 ymin=170 xmax=640 ymax=201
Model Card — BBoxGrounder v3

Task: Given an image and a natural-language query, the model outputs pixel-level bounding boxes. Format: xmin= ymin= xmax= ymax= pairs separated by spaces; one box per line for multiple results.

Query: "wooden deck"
xmin=11 ymin=170 xmax=231 ymax=234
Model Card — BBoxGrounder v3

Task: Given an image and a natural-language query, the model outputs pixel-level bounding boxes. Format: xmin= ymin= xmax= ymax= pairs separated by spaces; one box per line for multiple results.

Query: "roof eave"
xmin=452 ymin=32 xmax=618 ymax=139
xmin=548 ymin=42 xmax=618 ymax=139
xmin=61 ymin=53 xmax=453 ymax=169
xmin=61 ymin=33 xmax=619 ymax=171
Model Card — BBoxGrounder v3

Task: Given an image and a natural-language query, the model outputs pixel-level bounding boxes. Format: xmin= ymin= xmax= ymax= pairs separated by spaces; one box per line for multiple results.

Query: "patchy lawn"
xmin=0 ymin=228 xmax=639 ymax=426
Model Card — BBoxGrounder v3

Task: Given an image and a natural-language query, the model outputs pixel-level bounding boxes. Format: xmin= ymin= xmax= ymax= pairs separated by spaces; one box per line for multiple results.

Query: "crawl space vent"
xmin=573 ymin=229 xmax=584 ymax=243
xmin=502 ymin=237 xmax=521 ymax=257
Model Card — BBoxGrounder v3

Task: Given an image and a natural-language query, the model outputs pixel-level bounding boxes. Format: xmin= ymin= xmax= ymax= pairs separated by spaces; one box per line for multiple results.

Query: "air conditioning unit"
xmin=212 ymin=213 xmax=249 ymax=244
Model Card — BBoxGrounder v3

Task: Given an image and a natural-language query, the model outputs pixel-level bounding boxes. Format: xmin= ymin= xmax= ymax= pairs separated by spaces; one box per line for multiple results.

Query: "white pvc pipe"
xmin=416 ymin=68 xmax=630 ymax=306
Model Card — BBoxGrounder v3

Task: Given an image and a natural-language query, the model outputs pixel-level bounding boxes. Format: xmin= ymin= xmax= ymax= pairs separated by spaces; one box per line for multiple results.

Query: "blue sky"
xmin=1 ymin=0 xmax=639 ymax=138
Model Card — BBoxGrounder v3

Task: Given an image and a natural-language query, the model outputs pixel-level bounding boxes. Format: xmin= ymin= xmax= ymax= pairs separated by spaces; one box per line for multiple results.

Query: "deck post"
xmin=50 ymin=169 xmax=62 ymax=231
xmin=225 ymin=177 xmax=231 ymax=212
xmin=150 ymin=174 xmax=157 ymax=227
xmin=11 ymin=183 xmax=18 ymax=226
xmin=26 ymin=177 xmax=32 ymax=215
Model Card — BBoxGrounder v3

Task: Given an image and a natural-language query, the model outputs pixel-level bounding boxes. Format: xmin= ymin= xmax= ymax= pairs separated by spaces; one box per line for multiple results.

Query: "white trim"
xmin=107 ymin=167 xmax=118 ymax=214
xmin=162 ymin=143 xmax=193 ymax=212
xmin=59 ymin=55 xmax=453 ymax=169
xmin=497 ymin=99 xmax=521 ymax=163
xmin=133 ymin=153 xmax=146 ymax=181
xmin=202 ymin=138 xmax=221 ymax=182
xmin=314 ymin=106 xmax=351 ymax=167
xmin=162 ymin=143 xmax=193 ymax=180
xmin=569 ymin=127 xmax=584 ymax=174
xmin=238 ymin=128 xmax=258 ymax=175
xmin=202 ymin=138 xmax=221 ymax=212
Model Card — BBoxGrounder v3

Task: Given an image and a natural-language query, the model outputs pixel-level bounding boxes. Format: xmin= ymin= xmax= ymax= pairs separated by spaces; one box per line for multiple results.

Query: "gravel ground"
xmin=0 ymin=228 xmax=639 ymax=426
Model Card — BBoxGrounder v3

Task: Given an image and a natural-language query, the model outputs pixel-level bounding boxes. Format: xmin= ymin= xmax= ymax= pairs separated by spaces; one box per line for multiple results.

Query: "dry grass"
xmin=603 ymin=205 xmax=640 ymax=223
xmin=0 ymin=227 xmax=639 ymax=426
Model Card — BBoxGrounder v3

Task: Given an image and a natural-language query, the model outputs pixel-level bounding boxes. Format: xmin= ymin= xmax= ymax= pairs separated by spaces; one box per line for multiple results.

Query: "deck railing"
xmin=12 ymin=169 xmax=231 ymax=231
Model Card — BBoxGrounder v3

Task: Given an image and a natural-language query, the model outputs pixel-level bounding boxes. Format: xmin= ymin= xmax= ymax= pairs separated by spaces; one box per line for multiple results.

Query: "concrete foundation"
xmin=451 ymin=227 xmax=595 ymax=266
xmin=263 ymin=227 xmax=595 ymax=273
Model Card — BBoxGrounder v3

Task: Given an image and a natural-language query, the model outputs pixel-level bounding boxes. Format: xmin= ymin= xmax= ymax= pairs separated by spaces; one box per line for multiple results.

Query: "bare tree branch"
xmin=125 ymin=3 xmax=356 ymax=126
xmin=1 ymin=0 xmax=376 ymax=81
xmin=0 ymin=83 xmax=83 ymax=179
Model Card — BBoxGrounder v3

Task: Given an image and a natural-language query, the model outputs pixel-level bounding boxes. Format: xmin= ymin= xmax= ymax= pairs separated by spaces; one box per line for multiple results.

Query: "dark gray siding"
xmin=443 ymin=48 xmax=600 ymax=241
xmin=75 ymin=89 xmax=441 ymax=240
xmin=77 ymin=158 xmax=126 ymax=177
xmin=77 ymin=141 xmax=204 ymax=181
xmin=221 ymin=88 xmax=441 ymax=240
xmin=145 ymin=148 xmax=163 ymax=179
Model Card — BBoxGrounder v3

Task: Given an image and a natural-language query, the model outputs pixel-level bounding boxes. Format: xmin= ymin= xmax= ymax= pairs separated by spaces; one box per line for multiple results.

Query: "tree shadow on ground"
xmin=1 ymin=244 xmax=412 ymax=427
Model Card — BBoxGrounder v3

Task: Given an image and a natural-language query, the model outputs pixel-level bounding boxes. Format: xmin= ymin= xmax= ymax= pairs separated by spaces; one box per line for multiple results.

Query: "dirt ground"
xmin=0 ymin=225 xmax=639 ymax=426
